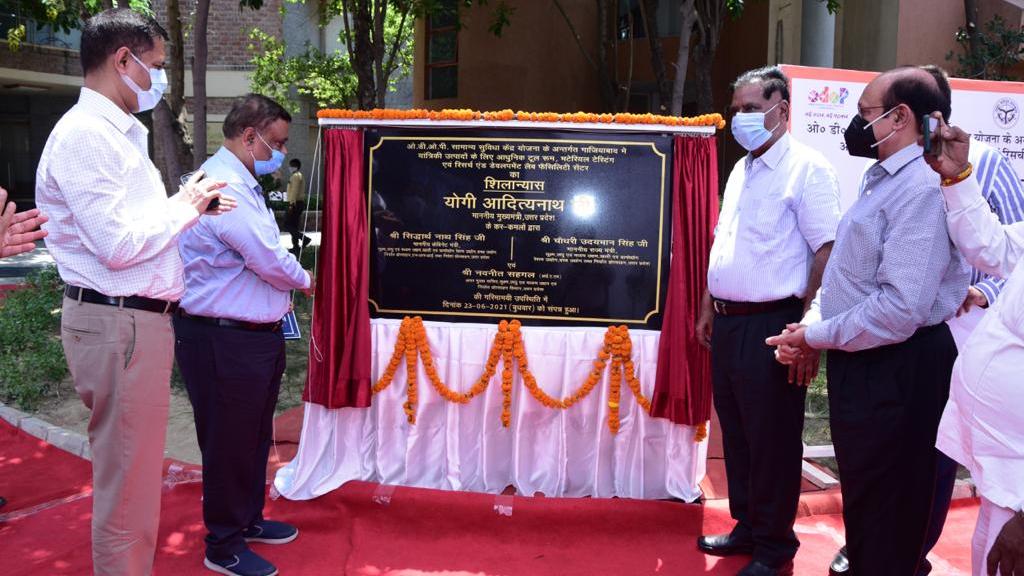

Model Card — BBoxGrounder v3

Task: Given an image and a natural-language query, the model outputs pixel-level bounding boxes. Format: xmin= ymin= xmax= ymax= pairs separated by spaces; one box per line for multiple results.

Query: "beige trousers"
xmin=61 ymin=297 xmax=173 ymax=576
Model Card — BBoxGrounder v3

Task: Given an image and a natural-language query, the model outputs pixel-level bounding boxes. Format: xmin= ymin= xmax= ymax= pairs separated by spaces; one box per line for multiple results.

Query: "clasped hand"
xmin=765 ymin=323 xmax=820 ymax=387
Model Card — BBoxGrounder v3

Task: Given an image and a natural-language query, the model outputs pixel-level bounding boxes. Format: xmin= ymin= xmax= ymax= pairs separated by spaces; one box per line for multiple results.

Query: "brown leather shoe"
xmin=737 ymin=560 xmax=794 ymax=576
xmin=696 ymin=533 xmax=754 ymax=557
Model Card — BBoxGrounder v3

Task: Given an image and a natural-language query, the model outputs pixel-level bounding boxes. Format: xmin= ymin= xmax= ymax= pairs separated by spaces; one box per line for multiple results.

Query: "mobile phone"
xmin=922 ymin=115 xmax=943 ymax=156
xmin=180 ymin=170 xmax=219 ymax=211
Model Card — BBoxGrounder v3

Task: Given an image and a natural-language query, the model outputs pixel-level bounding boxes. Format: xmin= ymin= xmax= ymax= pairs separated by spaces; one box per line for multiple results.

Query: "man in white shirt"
xmin=34 ymin=9 xmax=232 ymax=575
xmin=695 ymin=66 xmax=841 ymax=576
xmin=922 ymin=114 xmax=1024 ymax=576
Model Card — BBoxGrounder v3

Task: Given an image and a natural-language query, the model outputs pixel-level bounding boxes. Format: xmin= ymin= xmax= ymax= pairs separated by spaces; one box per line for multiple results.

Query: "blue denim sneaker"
xmin=243 ymin=520 xmax=299 ymax=544
xmin=203 ymin=549 xmax=278 ymax=576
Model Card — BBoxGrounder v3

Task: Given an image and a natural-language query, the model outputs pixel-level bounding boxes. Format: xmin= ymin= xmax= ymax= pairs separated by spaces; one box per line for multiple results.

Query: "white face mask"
xmin=864 ymin=105 xmax=899 ymax=150
xmin=121 ymin=52 xmax=168 ymax=113
xmin=731 ymin=101 xmax=782 ymax=152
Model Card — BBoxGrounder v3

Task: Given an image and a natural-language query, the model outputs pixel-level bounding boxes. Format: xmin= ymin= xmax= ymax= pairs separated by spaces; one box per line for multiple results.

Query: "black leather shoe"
xmin=696 ymin=533 xmax=754 ymax=557
xmin=829 ymin=546 xmax=849 ymax=576
xmin=737 ymin=560 xmax=794 ymax=576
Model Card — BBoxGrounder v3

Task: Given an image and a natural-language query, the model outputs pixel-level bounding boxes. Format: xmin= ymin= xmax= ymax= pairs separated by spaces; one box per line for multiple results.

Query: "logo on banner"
xmin=993 ymin=98 xmax=1019 ymax=129
xmin=806 ymin=86 xmax=850 ymax=107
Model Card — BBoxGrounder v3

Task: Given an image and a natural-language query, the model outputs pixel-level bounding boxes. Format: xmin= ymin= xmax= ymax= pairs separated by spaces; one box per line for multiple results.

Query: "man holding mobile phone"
xmin=34 ymin=9 xmax=234 ymax=575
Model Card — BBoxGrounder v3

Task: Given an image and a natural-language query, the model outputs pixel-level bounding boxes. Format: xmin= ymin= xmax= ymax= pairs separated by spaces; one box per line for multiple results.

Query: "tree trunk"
xmin=116 ymin=0 xmax=130 ymax=7
xmin=638 ymin=0 xmax=671 ymax=113
xmin=372 ymin=0 xmax=388 ymax=107
xmin=693 ymin=46 xmax=714 ymax=113
xmin=351 ymin=0 xmax=377 ymax=109
xmin=192 ymin=0 xmax=210 ymax=168
xmin=670 ymin=0 xmax=697 ymax=116
xmin=381 ymin=4 xmax=412 ymax=109
xmin=553 ymin=0 xmax=617 ymax=111
xmin=963 ymin=0 xmax=983 ymax=77
xmin=593 ymin=0 xmax=614 ymax=111
xmin=623 ymin=2 xmax=635 ymax=111
xmin=153 ymin=103 xmax=184 ymax=193
xmin=152 ymin=0 xmax=193 ymax=193
xmin=693 ymin=0 xmax=723 ymax=113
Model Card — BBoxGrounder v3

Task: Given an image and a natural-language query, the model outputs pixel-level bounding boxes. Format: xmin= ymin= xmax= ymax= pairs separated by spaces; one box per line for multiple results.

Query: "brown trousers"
xmin=61 ymin=297 xmax=174 ymax=576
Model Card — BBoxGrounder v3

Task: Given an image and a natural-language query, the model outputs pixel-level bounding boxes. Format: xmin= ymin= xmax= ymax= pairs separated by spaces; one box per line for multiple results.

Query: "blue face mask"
xmin=730 ymin=101 xmax=782 ymax=152
xmin=251 ymin=131 xmax=285 ymax=176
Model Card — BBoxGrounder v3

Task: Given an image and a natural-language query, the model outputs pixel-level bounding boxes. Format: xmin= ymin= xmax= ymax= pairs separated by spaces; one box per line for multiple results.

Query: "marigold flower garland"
xmin=372 ymin=318 xmax=660 ymax=434
xmin=317 ymin=107 xmax=726 ymax=130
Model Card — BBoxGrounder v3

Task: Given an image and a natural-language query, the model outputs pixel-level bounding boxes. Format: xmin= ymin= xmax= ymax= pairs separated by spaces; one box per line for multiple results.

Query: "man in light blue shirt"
xmin=768 ymin=67 xmax=969 ymax=576
xmin=175 ymin=93 xmax=311 ymax=576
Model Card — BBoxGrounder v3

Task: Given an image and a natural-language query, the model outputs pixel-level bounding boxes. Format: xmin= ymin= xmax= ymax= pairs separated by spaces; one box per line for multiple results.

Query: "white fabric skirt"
xmin=274 ymin=318 xmax=707 ymax=501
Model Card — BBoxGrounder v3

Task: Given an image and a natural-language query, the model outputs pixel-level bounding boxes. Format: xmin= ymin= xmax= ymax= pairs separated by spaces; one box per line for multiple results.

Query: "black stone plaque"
xmin=365 ymin=127 xmax=673 ymax=328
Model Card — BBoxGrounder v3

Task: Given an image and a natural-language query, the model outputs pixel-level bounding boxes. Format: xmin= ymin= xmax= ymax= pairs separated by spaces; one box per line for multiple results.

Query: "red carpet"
xmin=1 ymin=416 xmax=978 ymax=576
xmin=0 ymin=420 xmax=92 ymax=515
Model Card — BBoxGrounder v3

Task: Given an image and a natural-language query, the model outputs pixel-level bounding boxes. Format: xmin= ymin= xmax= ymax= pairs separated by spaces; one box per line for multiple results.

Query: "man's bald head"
xmin=917 ymin=65 xmax=952 ymax=123
xmin=871 ymin=66 xmax=950 ymax=133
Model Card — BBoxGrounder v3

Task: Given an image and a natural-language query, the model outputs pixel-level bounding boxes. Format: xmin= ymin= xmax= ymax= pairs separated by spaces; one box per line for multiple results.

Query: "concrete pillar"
xmin=800 ymin=0 xmax=835 ymax=67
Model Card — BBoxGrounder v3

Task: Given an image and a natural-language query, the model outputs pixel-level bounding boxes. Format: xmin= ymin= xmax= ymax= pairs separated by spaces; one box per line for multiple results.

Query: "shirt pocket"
xmin=837 ymin=212 xmax=883 ymax=279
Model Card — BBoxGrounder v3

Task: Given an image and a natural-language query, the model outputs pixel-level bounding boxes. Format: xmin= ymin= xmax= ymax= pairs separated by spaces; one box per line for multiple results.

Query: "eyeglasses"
xmin=858 ymin=104 xmax=887 ymax=117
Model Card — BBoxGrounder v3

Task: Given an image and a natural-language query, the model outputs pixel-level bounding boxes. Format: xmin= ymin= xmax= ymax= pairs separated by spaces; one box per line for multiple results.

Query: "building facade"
xmin=0 ymin=0 xmax=341 ymax=205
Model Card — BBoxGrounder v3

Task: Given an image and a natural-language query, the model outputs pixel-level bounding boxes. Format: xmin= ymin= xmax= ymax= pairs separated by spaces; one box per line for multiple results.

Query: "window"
xmin=426 ymin=1 xmax=458 ymax=100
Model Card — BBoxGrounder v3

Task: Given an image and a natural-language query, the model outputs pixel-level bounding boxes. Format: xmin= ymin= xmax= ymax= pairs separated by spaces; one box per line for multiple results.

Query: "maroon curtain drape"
xmin=650 ymin=135 xmax=720 ymax=426
xmin=303 ymin=128 xmax=373 ymax=409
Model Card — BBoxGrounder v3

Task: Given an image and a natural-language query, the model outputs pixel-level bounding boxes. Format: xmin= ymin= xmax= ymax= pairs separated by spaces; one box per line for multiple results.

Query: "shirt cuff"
xmin=941 ymin=174 xmax=985 ymax=213
xmin=800 ymin=306 xmax=821 ymax=327
xmin=974 ymin=280 xmax=999 ymax=307
xmin=804 ymin=320 xmax=830 ymax=349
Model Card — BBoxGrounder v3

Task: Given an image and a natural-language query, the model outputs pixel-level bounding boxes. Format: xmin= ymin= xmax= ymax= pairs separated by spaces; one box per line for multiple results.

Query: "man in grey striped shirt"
xmin=768 ymin=67 xmax=969 ymax=576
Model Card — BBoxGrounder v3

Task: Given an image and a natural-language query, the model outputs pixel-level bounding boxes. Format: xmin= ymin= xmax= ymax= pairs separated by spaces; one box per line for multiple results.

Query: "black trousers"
xmin=173 ymin=315 xmax=286 ymax=559
xmin=711 ymin=301 xmax=807 ymax=566
xmin=828 ymin=323 xmax=956 ymax=576
xmin=285 ymin=203 xmax=308 ymax=249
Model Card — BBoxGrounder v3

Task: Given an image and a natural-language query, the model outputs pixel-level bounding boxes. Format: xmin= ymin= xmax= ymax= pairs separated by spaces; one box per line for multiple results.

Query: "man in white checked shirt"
xmin=695 ymin=66 xmax=841 ymax=576
xmin=34 ymin=9 xmax=234 ymax=576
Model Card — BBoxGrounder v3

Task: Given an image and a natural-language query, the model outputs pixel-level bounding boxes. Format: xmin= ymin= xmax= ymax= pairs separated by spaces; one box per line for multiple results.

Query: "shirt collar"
xmin=210 ymin=146 xmax=260 ymax=192
xmin=878 ymin=142 xmax=923 ymax=176
xmin=78 ymin=87 xmax=138 ymax=134
xmin=746 ymin=133 xmax=789 ymax=171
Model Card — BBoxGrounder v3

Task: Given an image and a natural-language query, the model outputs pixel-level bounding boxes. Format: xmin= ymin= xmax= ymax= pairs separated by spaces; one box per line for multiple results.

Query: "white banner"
xmin=782 ymin=64 xmax=1024 ymax=211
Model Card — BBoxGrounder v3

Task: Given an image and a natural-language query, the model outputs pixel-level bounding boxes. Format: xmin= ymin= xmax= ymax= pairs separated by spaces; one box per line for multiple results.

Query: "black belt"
xmin=177 ymin=309 xmax=282 ymax=332
xmin=712 ymin=296 xmax=803 ymax=316
xmin=65 ymin=285 xmax=178 ymax=315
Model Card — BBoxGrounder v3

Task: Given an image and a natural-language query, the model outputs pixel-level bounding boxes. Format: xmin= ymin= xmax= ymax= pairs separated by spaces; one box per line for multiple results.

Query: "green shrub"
xmin=0 ymin=266 xmax=67 ymax=409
